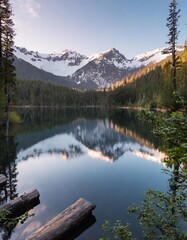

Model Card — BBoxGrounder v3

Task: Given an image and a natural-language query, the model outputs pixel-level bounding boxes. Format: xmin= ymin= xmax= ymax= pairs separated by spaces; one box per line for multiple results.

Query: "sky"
xmin=10 ymin=0 xmax=187 ymax=58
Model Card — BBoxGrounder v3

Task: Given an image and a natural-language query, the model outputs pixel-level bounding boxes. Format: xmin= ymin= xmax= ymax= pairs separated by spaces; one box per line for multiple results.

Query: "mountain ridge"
xmin=14 ymin=46 xmax=184 ymax=90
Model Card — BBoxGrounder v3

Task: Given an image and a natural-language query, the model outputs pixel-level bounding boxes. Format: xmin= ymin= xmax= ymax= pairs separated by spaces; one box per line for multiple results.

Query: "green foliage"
xmin=0 ymin=209 xmax=33 ymax=229
xmin=9 ymin=111 xmax=21 ymax=124
xmin=155 ymin=111 xmax=187 ymax=168
xmin=0 ymin=107 xmax=19 ymax=126
xmin=136 ymin=97 xmax=187 ymax=237
xmin=0 ymin=0 xmax=17 ymax=137
xmin=100 ymin=220 xmax=133 ymax=240
xmin=149 ymin=100 xmax=157 ymax=111
xmin=141 ymin=95 xmax=187 ymax=169
xmin=129 ymin=186 xmax=187 ymax=240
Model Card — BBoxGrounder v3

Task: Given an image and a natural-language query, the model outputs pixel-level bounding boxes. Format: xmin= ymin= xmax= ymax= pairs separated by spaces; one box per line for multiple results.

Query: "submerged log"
xmin=0 ymin=189 xmax=40 ymax=217
xmin=26 ymin=198 xmax=96 ymax=240
xmin=0 ymin=174 xmax=7 ymax=186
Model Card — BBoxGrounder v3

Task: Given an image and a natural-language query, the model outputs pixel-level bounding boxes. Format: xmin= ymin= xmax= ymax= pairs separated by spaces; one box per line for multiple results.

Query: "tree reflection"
xmin=0 ymin=136 xmax=18 ymax=239
xmin=0 ymin=137 xmax=18 ymax=203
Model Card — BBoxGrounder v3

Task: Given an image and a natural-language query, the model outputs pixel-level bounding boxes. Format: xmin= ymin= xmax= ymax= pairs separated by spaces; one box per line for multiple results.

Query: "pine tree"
xmin=0 ymin=0 xmax=15 ymax=136
xmin=166 ymin=0 xmax=180 ymax=91
xmin=3 ymin=0 xmax=15 ymax=138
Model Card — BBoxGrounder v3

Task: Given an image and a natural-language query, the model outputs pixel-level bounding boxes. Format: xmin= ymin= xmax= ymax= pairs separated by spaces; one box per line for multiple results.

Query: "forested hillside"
xmin=107 ymin=44 xmax=187 ymax=108
xmin=16 ymin=44 xmax=187 ymax=109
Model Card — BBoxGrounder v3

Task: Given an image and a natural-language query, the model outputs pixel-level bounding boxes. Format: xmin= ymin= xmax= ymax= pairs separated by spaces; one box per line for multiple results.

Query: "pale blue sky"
xmin=11 ymin=0 xmax=187 ymax=58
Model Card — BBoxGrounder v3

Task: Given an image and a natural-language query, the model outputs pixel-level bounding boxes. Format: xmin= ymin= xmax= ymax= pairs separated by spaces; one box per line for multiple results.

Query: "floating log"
xmin=0 ymin=189 xmax=40 ymax=217
xmin=26 ymin=198 xmax=96 ymax=240
xmin=59 ymin=214 xmax=96 ymax=240
xmin=0 ymin=174 xmax=7 ymax=186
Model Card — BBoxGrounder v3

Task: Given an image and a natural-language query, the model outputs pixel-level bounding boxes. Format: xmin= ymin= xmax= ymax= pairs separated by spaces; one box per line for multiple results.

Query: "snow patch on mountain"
xmin=130 ymin=46 xmax=184 ymax=68
xmin=14 ymin=46 xmax=89 ymax=76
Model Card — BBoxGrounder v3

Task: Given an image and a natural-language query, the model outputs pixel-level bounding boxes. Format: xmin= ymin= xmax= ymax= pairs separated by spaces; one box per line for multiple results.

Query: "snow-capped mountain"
xmin=71 ymin=48 xmax=134 ymax=89
xmin=14 ymin=46 xmax=184 ymax=90
xmin=14 ymin=46 xmax=88 ymax=76
xmin=89 ymin=48 xmax=130 ymax=68
xmin=130 ymin=46 xmax=183 ymax=68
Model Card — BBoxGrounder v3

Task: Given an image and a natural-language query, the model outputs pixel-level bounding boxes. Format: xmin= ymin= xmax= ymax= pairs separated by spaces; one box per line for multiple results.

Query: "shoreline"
xmin=14 ymin=105 xmax=167 ymax=112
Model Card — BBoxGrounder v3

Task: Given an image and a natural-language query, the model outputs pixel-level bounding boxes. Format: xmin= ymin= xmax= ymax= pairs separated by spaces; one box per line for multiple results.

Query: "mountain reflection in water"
xmin=16 ymin=119 xmax=164 ymax=165
xmin=0 ymin=109 xmax=167 ymax=240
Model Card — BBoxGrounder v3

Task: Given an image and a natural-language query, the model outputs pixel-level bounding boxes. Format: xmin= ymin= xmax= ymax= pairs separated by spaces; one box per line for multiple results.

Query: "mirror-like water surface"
xmin=0 ymin=109 xmax=168 ymax=240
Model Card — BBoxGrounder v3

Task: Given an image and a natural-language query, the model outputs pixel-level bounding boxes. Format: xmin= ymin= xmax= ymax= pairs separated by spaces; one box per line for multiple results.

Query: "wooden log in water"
xmin=0 ymin=174 xmax=7 ymax=186
xmin=26 ymin=198 xmax=96 ymax=240
xmin=0 ymin=189 xmax=40 ymax=217
xmin=64 ymin=214 xmax=96 ymax=240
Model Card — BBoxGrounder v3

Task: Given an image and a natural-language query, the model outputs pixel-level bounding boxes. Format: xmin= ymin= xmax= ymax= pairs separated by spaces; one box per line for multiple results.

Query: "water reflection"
xmin=15 ymin=108 xmax=159 ymax=152
xmin=0 ymin=109 xmax=166 ymax=239
xmin=17 ymin=134 xmax=84 ymax=162
xmin=0 ymin=137 xmax=18 ymax=203
xmin=0 ymin=137 xmax=19 ymax=240
xmin=16 ymin=119 xmax=164 ymax=165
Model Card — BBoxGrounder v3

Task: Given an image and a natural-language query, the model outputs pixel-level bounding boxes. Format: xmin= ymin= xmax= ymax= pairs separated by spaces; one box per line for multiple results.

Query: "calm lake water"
xmin=0 ymin=108 xmax=168 ymax=240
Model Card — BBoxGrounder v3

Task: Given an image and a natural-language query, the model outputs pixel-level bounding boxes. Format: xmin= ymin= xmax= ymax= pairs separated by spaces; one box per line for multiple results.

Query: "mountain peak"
xmin=108 ymin=47 xmax=119 ymax=53
xmin=89 ymin=47 xmax=127 ymax=62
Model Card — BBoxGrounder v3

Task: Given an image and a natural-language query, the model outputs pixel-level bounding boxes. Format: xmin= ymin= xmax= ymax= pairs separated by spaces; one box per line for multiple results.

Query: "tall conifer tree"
xmin=0 ymin=0 xmax=15 ymax=136
xmin=166 ymin=0 xmax=180 ymax=91
xmin=4 ymin=0 xmax=15 ymax=137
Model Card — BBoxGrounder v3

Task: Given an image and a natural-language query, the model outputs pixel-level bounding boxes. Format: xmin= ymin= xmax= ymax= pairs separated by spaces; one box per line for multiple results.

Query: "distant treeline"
xmin=17 ymin=80 xmax=105 ymax=107
xmin=16 ymin=45 xmax=187 ymax=109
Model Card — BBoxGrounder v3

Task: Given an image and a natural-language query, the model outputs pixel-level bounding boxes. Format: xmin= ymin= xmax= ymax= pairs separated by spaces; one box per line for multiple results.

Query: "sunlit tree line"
xmin=106 ymin=43 xmax=187 ymax=109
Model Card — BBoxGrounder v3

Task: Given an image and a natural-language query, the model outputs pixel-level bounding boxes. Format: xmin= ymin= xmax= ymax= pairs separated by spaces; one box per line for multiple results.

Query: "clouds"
xmin=22 ymin=0 xmax=41 ymax=18
xmin=12 ymin=0 xmax=41 ymax=19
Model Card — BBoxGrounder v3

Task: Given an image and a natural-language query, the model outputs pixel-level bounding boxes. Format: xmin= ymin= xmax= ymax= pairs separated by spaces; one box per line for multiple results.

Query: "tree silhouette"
xmin=0 ymin=0 xmax=16 ymax=137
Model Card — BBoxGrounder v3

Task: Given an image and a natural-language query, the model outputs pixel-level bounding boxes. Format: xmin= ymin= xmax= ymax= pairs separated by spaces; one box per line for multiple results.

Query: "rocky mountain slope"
xmin=14 ymin=46 xmax=183 ymax=90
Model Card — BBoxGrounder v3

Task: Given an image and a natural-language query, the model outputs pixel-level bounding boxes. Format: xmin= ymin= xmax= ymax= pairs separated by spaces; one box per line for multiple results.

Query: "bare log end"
xmin=26 ymin=198 xmax=96 ymax=240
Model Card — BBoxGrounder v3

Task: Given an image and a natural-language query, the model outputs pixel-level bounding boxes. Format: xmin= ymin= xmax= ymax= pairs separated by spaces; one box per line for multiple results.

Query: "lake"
xmin=0 ymin=108 xmax=168 ymax=240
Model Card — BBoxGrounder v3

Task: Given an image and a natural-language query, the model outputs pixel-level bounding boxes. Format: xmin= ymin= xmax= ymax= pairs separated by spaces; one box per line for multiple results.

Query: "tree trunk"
xmin=172 ymin=42 xmax=177 ymax=91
